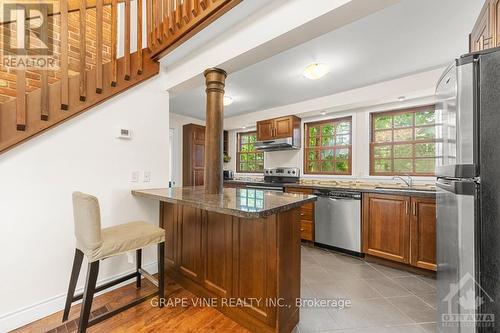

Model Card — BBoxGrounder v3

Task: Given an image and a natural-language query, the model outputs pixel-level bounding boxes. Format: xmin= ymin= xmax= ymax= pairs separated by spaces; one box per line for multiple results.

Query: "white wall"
xmin=0 ymin=76 xmax=170 ymax=332
xmin=168 ymin=113 xmax=205 ymax=187
xmin=165 ymin=0 xmax=399 ymax=95
xmin=226 ymin=68 xmax=443 ymax=183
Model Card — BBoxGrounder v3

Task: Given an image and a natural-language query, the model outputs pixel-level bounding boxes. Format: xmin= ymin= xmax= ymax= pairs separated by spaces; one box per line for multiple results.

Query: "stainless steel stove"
xmin=245 ymin=168 xmax=300 ymax=192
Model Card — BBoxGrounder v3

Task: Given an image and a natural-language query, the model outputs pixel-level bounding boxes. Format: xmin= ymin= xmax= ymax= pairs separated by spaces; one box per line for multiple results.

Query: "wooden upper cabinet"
xmin=470 ymin=0 xmax=495 ymax=52
xmin=410 ymin=197 xmax=437 ymax=271
xmin=256 ymin=120 xmax=274 ymax=141
xmin=256 ymin=115 xmax=301 ymax=142
xmin=362 ymin=193 xmax=410 ymax=264
xmin=274 ymin=116 xmax=294 ymax=139
xmin=493 ymin=0 xmax=500 ymax=46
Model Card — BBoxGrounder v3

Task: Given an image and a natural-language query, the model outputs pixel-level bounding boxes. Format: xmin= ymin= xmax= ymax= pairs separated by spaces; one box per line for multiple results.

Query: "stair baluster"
xmin=79 ymin=0 xmax=87 ymax=101
xmin=60 ymin=0 xmax=69 ymax=110
xmin=96 ymin=0 xmax=104 ymax=93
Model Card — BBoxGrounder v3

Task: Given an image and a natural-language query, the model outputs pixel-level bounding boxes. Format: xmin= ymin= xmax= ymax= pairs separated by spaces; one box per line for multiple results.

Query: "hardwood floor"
xmin=12 ymin=279 xmax=249 ymax=333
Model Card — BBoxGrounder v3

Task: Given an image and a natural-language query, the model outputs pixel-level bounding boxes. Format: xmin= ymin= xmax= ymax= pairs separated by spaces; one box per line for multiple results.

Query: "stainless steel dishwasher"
xmin=314 ymin=189 xmax=362 ymax=255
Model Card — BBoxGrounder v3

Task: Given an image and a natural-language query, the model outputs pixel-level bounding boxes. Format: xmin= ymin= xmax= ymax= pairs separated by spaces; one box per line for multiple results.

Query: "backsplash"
xmin=230 ymin=175 xmax=435 ymax=189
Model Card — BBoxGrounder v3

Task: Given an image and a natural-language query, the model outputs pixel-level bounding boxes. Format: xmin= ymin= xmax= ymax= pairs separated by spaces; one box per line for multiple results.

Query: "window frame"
xmin=369 ymin=105 xmax=441 ymax=177
xmin=303 ymin=116 xmax=353 ymax=175
xmin=236 ymin=131 xmax=264 ymax=173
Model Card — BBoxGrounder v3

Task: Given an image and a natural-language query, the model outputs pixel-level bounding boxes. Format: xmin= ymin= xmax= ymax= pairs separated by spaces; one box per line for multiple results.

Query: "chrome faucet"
xmin=393 ymin=175 xmax=413 ymax=188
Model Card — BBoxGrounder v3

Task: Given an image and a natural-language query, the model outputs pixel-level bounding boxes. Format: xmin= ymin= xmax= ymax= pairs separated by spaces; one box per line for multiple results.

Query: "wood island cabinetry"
xmin=362 ymin=193 xmax=436 ymax=271
xmin=160 ymin=202 xmax=302 ymax=333
xmin=133 ymin=187 xmax=316 ymax=333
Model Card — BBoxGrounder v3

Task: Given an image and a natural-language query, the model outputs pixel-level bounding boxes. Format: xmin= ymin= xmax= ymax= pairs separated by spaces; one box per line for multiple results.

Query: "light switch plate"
xmin=130 ymin=171 xmax=139 ymax=182
xmin=126 ymin=251 xmax=134 ymax=264
xmin=143 ymin=171 xmax=151 ymax=183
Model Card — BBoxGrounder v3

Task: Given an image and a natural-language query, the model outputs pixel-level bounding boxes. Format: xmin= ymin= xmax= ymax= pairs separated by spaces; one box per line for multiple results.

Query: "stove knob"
xmin=288 ymin=170 xmax=291 ymax=174
xmin=292 ymin=170 xmax=296 ymax=174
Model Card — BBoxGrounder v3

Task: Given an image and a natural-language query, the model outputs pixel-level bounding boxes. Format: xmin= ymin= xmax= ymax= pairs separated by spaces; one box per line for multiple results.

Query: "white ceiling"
xmin=170 ymin=0 xmax=483 ymax=120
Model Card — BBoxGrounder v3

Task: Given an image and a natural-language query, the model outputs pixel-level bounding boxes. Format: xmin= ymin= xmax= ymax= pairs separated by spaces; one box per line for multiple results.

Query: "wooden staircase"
xmin=0 ymin=0 xmax=241 ymax=154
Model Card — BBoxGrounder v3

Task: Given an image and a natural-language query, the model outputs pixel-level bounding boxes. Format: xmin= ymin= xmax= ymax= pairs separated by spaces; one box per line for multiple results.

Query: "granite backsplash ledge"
xmin=228 ymin=176 xmax=436 ymax=191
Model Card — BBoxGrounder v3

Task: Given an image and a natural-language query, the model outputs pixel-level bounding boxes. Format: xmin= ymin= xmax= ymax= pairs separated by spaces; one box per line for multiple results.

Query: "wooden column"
xmin=203 ymin=68 xmax=227 ymax=194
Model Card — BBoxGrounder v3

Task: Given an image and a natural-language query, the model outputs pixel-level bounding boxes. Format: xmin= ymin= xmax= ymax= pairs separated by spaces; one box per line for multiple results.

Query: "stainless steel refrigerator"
xmin=436 ymin=47 xmax=500 ymax=332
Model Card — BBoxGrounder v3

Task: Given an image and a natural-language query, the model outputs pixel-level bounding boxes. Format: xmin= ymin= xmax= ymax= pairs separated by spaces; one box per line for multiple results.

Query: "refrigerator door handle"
xmin=436 ymin=178 xmax=476 ymax=196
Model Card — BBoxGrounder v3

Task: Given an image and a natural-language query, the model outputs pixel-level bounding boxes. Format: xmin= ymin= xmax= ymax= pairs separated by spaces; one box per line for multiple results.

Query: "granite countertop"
xmin=132 ymin=187 xmax=317 ymax=218
xmin=224 ymin=178 xmax=436 ymax=197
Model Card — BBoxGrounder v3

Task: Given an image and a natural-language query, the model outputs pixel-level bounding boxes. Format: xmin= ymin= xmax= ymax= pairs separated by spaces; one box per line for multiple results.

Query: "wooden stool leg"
xmin=158 ymin=242 xmax=165 ymax=308
xmin=78 ymin=261 xmax=99 ymax=333
xmin=136 ymin=248 xmax=142 ymax=288
xmin=63 ymin=249 xmax=84 ymax=322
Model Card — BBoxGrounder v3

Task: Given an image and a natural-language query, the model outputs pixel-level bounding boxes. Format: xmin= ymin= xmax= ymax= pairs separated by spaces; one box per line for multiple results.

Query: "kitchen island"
xmin=132 ymin=187 xmax=316 ymax=333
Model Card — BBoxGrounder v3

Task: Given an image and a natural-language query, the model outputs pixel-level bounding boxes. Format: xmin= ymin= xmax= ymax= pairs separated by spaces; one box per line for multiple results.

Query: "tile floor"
xmin=297 ymin=245 xmax=437 ymax=333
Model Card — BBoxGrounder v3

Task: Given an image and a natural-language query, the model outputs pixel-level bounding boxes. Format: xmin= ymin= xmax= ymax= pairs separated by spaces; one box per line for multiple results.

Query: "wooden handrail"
xmin=148 ymin=0 xmax=242 ymax=59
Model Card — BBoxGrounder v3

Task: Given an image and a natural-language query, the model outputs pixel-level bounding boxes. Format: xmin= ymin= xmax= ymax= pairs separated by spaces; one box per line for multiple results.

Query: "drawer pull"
xmin=300 ymin=213 xmax=305 ymax=216
xmin=300 ymin=228 xmax=305 ymax=231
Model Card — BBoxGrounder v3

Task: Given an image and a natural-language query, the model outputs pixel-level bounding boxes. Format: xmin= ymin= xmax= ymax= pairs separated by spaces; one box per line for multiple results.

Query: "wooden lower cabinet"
xmin=362 ymin=193 xmax=410 ymax=263
xmin=410 ymin=197 xmax=437 ymax=271
xmin=362 ymin=193 xmax=436 ymax=271
xmin=285 ymin=187 xmax=315 ymax=242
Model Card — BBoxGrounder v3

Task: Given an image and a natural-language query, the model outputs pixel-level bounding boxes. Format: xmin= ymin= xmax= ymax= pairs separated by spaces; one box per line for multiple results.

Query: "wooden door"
xmin=256 ymin=120 xmax=274 ymax=141
xmin=410 ymin=197 xmax=437 ymax=271
xmin=471 ymin=0 xmax=493 ymax=52
xmin=193 ymin=125 xmax=205 ymax=186
xmin=362 ymin=193 xmax=410 ymax=263
xmin=273 ymin=116 xmax=294 ymax=139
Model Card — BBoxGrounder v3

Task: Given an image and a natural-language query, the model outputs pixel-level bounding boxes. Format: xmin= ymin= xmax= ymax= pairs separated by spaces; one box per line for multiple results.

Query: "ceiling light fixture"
xmin=398 ymin=96 xmax=406 ymax=101
xmin=242 ymin=126 xmax=247 ymax=129
xmin=321 ymin=111 xmax=327 ymax=116
xmin=223 ymin=96 xmax=234 ymax=106
xmin=303 ymin=63 xmax=330 ymax=80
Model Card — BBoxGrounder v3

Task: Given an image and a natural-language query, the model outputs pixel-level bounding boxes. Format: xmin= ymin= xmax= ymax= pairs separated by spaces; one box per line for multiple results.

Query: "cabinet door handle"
xmin=300 ymin=213 xmax=305 ymax=216
xmin=405 ymin=201 xmax=408 ymax=215
xmin=300 ymin=228 xmax=305 ymax=232
xmin=412 ymin=202 xmax=417 ymax=216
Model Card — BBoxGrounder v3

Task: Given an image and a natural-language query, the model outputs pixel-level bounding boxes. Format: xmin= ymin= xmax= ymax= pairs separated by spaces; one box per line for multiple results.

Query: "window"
xmin=236 ymin=132 xmax=264 ymax=173
xmin=304 ymin=117 xmax=352 ymax=175
xmin=370 ymin=105 xmax=441 ymax=176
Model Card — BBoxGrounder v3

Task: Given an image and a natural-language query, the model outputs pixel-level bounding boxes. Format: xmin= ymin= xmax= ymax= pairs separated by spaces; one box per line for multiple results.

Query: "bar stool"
xmin=62 ymin=192 xmax=165 ymax=333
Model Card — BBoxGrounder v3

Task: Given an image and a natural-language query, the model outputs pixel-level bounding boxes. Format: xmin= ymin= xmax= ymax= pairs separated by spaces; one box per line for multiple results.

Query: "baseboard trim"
xmin=0 ymin=262 xmax=158 ymax=332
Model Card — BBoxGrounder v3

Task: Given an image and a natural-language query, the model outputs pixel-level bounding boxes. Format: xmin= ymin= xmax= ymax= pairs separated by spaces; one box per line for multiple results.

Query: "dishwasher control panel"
xmin=313 ymin=189 xmax=361 ymax=200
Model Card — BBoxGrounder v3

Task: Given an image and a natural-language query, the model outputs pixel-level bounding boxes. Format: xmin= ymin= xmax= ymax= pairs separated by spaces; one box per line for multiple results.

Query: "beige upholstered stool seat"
xmin=64 ymin=192 xmax=166 ymax=333
xmin=77 ymin=221 xmax=165 ymax=262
